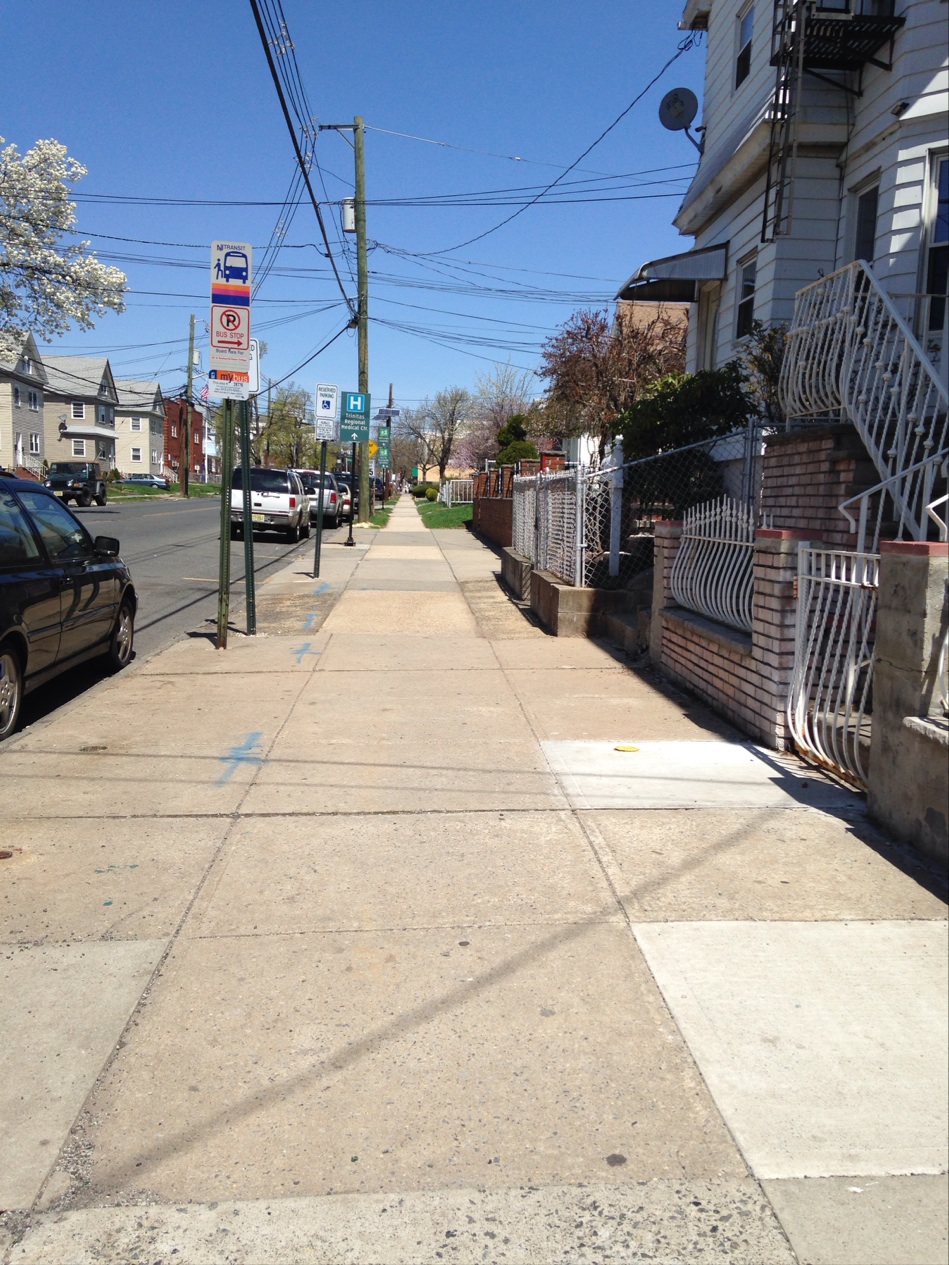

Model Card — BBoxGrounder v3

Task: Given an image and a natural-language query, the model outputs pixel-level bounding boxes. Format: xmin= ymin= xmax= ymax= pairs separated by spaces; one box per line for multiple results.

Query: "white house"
xmin=0 ymin=333 xmax=47 ymax=475
xmin=40 ymin=354 xmax=119 ymax=469
xmin=618 ymin=0 xmax=947 ymax=385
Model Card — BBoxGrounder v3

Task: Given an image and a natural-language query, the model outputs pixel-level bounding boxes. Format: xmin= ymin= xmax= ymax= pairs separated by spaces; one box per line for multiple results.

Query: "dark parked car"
xmin=0 ymin=478 xmax=136 ymax=741
xmin=44 ymin=461 xmax=108 ymax=507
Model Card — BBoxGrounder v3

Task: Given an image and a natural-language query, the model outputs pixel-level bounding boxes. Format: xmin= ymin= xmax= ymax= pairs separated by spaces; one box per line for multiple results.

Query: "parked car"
xmin=293 ymin=470 xmax=341 ymax=527
xmin=120 ymin=473 xmax=171 ymax=489
xmin=44 ymin=461 xmax=108 ymax=507
xmin=0 ymin=477 xmax=136 ymax=741
xmin=337 ymin=482 xmax=353 ymax=519
xmin=230 ymin=467 xmax=310 ymax=542
xmin=373 ymin=477 xmax=386 ymax=504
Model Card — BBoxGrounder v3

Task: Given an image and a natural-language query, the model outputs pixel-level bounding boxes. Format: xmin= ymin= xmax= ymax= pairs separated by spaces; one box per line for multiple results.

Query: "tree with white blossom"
xmin=0 ymin=136 xmax=127 ymax=363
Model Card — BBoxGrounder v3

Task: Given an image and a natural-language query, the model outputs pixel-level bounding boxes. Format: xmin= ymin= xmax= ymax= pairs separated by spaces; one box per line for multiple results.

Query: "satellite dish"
xmin=658 ymin=88 xmax=699 ymax=132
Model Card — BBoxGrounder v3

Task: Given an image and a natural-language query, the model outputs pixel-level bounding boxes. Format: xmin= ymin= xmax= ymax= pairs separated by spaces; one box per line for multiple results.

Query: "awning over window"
xmin=615 ymin=242 xmax=728 ymax=303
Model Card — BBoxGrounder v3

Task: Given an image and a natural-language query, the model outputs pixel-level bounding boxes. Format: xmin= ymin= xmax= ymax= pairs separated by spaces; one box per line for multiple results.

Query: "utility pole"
xmin=320 ymin=116 xmax=370 ymax=521
xmin=181 ymin=313 xmax=194 ymax=497
xmin=354 ymin=115 xmax=370 ymax=523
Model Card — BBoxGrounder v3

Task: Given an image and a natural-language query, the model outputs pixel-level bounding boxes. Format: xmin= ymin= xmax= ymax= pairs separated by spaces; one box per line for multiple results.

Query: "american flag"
xmin=200 ymin=384 xmax=209 ymax=402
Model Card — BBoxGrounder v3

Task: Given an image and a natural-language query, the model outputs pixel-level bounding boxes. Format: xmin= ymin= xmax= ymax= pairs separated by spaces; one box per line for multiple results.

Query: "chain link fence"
xmin=511 ymin=426 xmax=764 ymax=589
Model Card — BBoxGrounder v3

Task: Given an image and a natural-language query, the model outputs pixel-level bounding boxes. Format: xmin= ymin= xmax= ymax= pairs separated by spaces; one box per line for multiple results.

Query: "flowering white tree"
xmin=0 ymin=136 xmax=127 ymax=363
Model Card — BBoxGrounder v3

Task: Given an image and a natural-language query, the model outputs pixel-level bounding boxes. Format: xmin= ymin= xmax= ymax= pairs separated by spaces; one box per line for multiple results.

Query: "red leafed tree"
xmin=538 ymin=304 xmax=687 ymax=458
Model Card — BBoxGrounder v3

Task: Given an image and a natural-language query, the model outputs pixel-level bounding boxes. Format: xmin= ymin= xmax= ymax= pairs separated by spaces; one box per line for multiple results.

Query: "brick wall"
xmin=761 ymin=424 xmax=877 ymax=548
xmin=472 ymin=496 xmax=512 ymax=548
xmin=652 ymin=522 xmax=808 ymax=747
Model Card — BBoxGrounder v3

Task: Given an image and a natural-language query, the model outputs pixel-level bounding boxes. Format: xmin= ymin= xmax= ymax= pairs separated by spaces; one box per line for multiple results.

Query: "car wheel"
xmin=286 ymin=520 xmax=301 ymax=543
xmin=230 ymin=524 xmax=243 ymax=541
xmin=0 ymin=645 xmax=23 ymax=742
xmin=95 ymin=490 xmax=107 ymax=506
xmin=106 ymin=597 xmax=135 ymax=672
xmin=302 ymin=516 xmax=311 ymax=538
xmin=77 ymin=489 xmax=93 ymax=508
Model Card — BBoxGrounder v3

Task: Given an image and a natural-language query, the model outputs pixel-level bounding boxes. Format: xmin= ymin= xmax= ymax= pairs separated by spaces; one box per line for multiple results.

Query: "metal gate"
xmin=788 ymin=546 xmax=879 ymax=789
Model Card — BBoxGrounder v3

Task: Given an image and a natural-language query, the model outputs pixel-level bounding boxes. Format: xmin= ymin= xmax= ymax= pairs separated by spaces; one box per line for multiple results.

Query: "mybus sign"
xmin=209 ymin=241 xmax=252 ymax=398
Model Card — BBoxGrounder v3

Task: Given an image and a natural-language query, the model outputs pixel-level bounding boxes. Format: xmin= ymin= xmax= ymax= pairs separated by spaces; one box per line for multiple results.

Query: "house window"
xmin=130 ymin=417 xmax=142 ymax=432
xmin=13 ymin=386 xmax=21 ymax=408
xmin=72 ymin=439 xmax=86 ymax=457
xmin=171 ymin=424 xmax=178 ymax=438
xmin=29 ymin=433 xmax=41 ymax=454
xmin=21 ymin=356 xmax=32 ymax=376
xmin=924 ymin=154 xmax=948 ymax=333
xmin=98 ymin=405 xmax=107 ymax=425
xmin=736 ymin=254 xmax=757 ymax=339
xmin=71 ymin=401 xmax=85 ymax=420
xmin=151 ymin=449 xmax=160 ymax=465
xmin=131 ymin=446 xmax=143 ymax=463
xmin=853 ymin=184 xmax=879 ymax=263
xmin=736 ymin=5 xmax=754 ymax=88
xmin=28 ymin=390 xmax=39 ymax=412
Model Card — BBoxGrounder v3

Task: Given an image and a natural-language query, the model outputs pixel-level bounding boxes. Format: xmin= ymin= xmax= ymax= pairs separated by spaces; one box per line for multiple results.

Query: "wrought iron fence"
xmin=439 ymin=478 xmax=474 ymax=507
xmin=670 ymin=497 xmax=756 ymax=632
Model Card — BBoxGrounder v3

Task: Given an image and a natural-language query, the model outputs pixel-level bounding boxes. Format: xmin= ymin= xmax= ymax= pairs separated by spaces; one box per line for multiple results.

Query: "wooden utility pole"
xmin=354 ymin=116 xmax=370 ymax=522
xmin=180 ymin=313 xmax=195 ymax=497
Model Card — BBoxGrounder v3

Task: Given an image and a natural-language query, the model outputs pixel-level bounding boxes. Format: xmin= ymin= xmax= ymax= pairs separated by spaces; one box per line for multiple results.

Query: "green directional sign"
xmin=341 ymin=390 xmax=371 ymax=444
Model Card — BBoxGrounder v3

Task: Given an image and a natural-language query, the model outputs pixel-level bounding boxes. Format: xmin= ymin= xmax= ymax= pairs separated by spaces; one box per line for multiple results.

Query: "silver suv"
xmin=230 ymin=467 xmax=310 ymax=542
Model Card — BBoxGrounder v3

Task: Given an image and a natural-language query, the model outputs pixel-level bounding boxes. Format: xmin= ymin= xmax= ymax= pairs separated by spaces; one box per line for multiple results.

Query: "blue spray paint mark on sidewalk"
xmin=217 ymin=732 xmax=264 ymax=784
xmin=303 ymin=612 xmax=318 ymax=631
xmin=292 ymin=642 xmax=322 ymax=664
xmin=313 ymin=582 xmax=330 ymax=595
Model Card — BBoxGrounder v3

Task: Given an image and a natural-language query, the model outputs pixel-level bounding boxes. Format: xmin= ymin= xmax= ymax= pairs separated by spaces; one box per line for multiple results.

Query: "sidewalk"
xmin=1 ymin=495 xmax=946 ymax=1265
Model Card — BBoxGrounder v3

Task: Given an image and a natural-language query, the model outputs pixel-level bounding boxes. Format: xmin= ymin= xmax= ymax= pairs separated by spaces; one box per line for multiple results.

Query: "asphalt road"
xmin=18 ymin=494 xmax=342 ymax=732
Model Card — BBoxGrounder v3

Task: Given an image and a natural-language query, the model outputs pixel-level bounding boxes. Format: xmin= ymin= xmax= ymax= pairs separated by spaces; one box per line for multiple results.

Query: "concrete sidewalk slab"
xmin=0 ymin=939 xmax=165 ymax=1208
xmin=9 ymin=672 xmax=307 ymax=757
xmin=322 ymin=590 xmax=479 ymax=636
xmin=79 ymin=923 xmax=745 ymax=1205
xmin=0 ymin=817 xmax=230 ymax=943
xmin=7 ymin=1179 xmax=798 ymax=1265
xmin=763 ymin=1174 xmax=949 ymax=1265
xmin=633 ymin=919 xmax=949 ymax=1178
xmin=242 ymin=739 xmax=567 ymax=814
xmin=0 ymin=750 xmax=257 ymax=817
xmin=525 ymin=684 xmax=739 ymax=742
xmin=186 ymin=811 xmax=617 ymax=936
xmin=137 ymin=630 xmax=331 ymax=675
xmin=294 ymin=666 xmax=513 ymax=700
xmin=583 ymin=808 xmax=949 ymax=922
xmin=542 ymin=740 xmax=865 ymax=810
xmin=318 ymin=633 xmax=498 ymax=672
xmin=491 ymin=637 xmax=628 ymax=670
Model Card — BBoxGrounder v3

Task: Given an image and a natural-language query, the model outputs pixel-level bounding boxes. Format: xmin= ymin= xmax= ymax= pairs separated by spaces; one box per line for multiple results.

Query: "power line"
xmin=401 ymin=32 xmax=699 ymax=257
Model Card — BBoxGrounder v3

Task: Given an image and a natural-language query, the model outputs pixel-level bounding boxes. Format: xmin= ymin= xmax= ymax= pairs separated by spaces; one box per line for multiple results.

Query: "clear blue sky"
xmin=2 ymin=1 xmax=704 ymax=413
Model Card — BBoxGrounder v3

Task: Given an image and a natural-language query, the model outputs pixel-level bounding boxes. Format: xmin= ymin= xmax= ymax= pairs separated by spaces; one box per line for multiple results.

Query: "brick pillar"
xmin=651 ymin=520 xmax=682 ymax=664
xmin=750 ymin=529 xmax=815 ymax=747
xmin=868 ymin=541 xmax=948 ymax=866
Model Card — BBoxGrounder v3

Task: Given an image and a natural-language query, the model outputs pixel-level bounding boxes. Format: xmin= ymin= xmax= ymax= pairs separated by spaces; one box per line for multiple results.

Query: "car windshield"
xmin=48 ymin=463 xmax=89 ymax=475
xmin=232 ymin=469 xmax=290 ymax=492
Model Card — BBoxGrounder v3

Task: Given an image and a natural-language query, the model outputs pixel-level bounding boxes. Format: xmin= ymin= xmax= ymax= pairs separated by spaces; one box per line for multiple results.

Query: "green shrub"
xmin=425 ymin=486 xmax=438 ymax=502
xmin=496 ymin=439 xmax=538 ymax=467
xmin=412 ymin=482 xmax=437 ymax=498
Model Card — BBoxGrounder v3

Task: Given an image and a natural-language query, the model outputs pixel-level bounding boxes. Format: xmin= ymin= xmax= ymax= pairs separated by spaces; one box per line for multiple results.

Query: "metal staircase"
xmin=780 ymin=260 xmax=949 ymax=551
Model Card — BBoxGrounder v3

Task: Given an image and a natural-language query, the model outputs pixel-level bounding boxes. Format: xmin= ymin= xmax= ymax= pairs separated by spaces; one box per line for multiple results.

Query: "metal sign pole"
xmin=216 ymin=400 xmax=234 ymax=648
xmin=239 ymin=400 xmax=256 ymax=634
xmin=313 ymin=439 xmax=328 ymax=576
xmin=344 ymin=442 xmax=357 ymax=547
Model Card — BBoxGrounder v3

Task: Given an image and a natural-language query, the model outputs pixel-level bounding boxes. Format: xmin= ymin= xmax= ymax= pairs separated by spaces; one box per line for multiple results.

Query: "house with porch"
xmin=615 ymin=0 xmax=947 ymax=862
xmin=40 ymin=354 xmax=119 ymax=471
xmin=114 ymin=379 xmax=164 ymax=477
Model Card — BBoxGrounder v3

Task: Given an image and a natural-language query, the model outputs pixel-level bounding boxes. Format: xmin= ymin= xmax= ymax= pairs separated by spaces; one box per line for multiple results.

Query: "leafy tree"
xmin=496 ymin=438 xmax=539 ymax=466
xmin=739 ymin=319 xmax=787 ymax=428
xmin=398 ymin=387 xmax=475 ymax=480
xmin=618 ymin=363 xmax=754 ymax=460
xmin=495 ymin=414 xmax=528 ymax=449
xmin=257 ymin=384 xmax=316 ymax=468
xmin=538 ymin=305 xmax=686 ymax=458
xmin=0 ymin=136 xmax=127 ymax=362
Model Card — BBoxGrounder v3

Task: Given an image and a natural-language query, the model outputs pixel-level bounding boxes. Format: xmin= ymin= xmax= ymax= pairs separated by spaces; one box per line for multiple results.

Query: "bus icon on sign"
xmin=222 ymin=250 xmax=249 ymax=283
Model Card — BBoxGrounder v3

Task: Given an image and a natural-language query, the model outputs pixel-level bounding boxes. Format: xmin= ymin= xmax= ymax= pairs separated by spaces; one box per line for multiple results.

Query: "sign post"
xmin=341 ymin=392 xmax=370 ymax=544
xmin=313 ymin=383 xmax=340 ymax=577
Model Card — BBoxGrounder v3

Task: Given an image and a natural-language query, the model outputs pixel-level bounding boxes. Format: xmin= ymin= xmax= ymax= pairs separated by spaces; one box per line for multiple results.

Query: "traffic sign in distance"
xmin=314 ymin=383 xmax=340 ymax=440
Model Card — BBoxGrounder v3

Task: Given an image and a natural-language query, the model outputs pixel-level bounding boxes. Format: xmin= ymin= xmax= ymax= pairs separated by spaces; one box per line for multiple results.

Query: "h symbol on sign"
xmin=348 ymin=394 xmax=363 ymax=411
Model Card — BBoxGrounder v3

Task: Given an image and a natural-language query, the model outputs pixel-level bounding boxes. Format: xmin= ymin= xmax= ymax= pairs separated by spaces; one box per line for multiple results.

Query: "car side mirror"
xmin=94 ymin=535 xmax=120 ymax=557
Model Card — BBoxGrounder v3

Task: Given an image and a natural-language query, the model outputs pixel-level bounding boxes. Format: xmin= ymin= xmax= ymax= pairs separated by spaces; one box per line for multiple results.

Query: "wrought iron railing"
xmin=780 ymin=260 xmax=949 ymax=551
xmin=670 ymin=497 xmax=756 ymax=632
